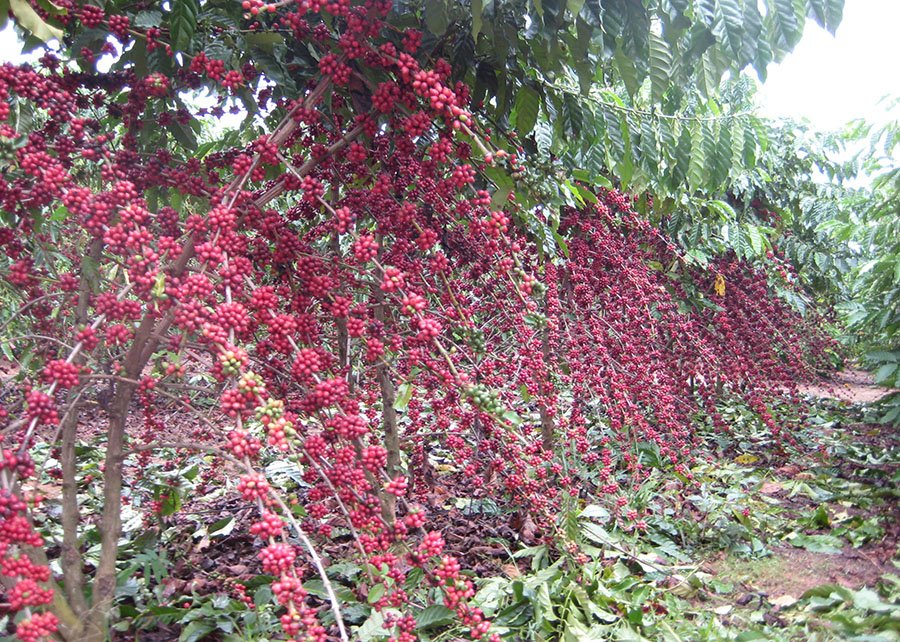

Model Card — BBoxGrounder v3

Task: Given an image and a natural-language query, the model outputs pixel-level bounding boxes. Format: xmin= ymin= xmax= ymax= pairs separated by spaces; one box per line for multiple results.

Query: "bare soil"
xmin=713 ymin=544 xmax=893 ymax=600
xmin=708 ymin=369 xmax=899 ymax=610
xmin=800 ymin=368 xmax=898 ymax=404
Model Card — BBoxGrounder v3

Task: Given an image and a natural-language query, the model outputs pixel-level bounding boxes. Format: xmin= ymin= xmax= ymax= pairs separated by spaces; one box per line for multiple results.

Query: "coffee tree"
xmin=0 ymin=1 xmax=844 ymax=640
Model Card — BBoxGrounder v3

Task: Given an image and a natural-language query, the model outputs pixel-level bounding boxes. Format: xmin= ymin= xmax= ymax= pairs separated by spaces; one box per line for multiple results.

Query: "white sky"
xmin=754 ymin=0 xmax=900 ymax=131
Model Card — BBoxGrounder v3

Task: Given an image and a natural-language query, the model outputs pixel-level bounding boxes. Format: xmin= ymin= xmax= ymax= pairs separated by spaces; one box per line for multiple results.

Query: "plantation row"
xmin=1 ymin=0 xmax=896 ymax=640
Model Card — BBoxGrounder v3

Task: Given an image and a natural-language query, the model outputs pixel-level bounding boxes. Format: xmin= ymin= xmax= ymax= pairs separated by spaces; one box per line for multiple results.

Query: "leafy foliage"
xmin=822 ymin=112 xmax=900 ymax=424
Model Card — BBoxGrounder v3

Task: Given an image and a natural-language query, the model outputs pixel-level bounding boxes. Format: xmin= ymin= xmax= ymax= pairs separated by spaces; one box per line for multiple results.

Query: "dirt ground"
xmin=708 ymin=368 xmax=899 ymax=610
xmin=799 ymin=368 xmax=898 ymax=404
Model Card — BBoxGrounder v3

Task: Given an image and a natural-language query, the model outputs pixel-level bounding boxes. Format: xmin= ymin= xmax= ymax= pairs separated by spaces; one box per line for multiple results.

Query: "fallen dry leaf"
xmin=770 ymin=594 xmax=798 ymax=609
xmin=759 ymin=481 xmax=783 ymax=495
xmin=776 ymin=465 xmax=801 ymax=477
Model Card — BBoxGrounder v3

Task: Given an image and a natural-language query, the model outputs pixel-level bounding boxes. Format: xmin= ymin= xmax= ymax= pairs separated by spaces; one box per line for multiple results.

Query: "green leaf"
xmin=367 ymin=583 xmax=386 ymax=604
xmin=729 ymin=117 xmax=746 ymax=169
xmin=502 ymin=410 xmax=523 ymax=426
xmin=244 ymin=31 xmax=284 ymax=54
xmin=484 ymin=164 xmax=515 ymax=205
xmin=657 ymin=116 xmax=675 ymax=155
xmin=355 ymin=610 xmax=388 ymax=642
xmin=564 ymin=610 xmax=591 ymax=642
xmin=416 ymin=605 xmax=455 ymax=630
xmin=745 ymin=224 xmax=765 ymax=255
xmin=614 ymin=46 xmax=641 ymax=97
xmin=561 ymin=93 xmax=585 ymax=139
xmin=160 ymin=489 xmax=183 ymax=517
xmin=806 ymin=0 xmax=828 ymax=31
xmin=167 ymin=118 xmax=198 ymax=151
xmin=169 ymin=0 xmax=200 ymax=53
xmin=580 ymin=504 xmax=610 ymax=520
xmin=514 ymin=85 xmax=541 ymax=137
xmin=695 ymin=52 xmax=719 ymax=97
xmin=824 ymin=0 xmax=844 ymax=34
xmin=581 ymin=522 xmax=616 ymax=546
xmin=9 ymin=0 xmax=62 ymax=42
xmin=753 ymin=28 xmax=774 ymax=79
xmin=865 ymin=351 xmax=899 ymax=363
xmin=740 ymin=0 xmax=763 ymax=63
xmin=207 ymin=516 xmax=235 ymax=537
xmin=179 ymin=620 xmax=215 ymax=642
xmin=648 ymin=31 xmax=672 ymax=103
xmin=424 ymin=0 xmax=449 ymax=35
xmin=695 ymin=0 xmax=717 ymax=26
xmin=534 ymin=121 xmax=553 ymax=158
xmin=686 ymin=248 xmax=710 ymax=267
xmin=573 ymin=183 xmax=599 ymax=204
xmin=801 ymin=584 xmax=854 ymax=602
xmin=535 ymin=581 xmax=558 ymax=622
xmin=725 ymin=223 xmax=745 ymax=258
xmin=134 ymin=9 xmax=163 ymax=28
xmin=808 ymin=0 xmax=843 ymax=34
xmin=788 ymin=533 xmax=844 ymax=554
xmin=715 ymin=0 xmax=746 ymax=62
xmin=672 ymin=121 xmax=692 ymax=186
xmin=394 ymin=382 xmax=414 ymax=410
xmin=768 ymin=0 xmax=802 ymax=49
xmin=563 ymin=180 xmax=586 ymax=206
xmin=598 ymin=101 xmax=632 ymax=185
xmin=617 ymin=117 xmax=636 ymax=187
xmin=714 ymin=116 xmax=732 ymax=184
xmin=640 ymin=118 xmax=659 ymax=178
xmin=567 ymin=0 xmax=586 ymax=15
xmin=707 ymin=199 xmax=735 ymax=220
xmin=573 ymin=15 xmax=593 ymax=61
xmin=743 ymin=119 xmax=761 ymax=166
xmin=706 ymin=119 xmax=726 ymax=189
xmin=687 ymin=121 xmax=708 ymax=192
xmin=472 ymin=0 xmax=483 ymax=37
xmin=874 ymin=362 xmax=897 ymax=385
xmin=582 ymin=120 xmax=608 ymax=178
xmin=809 ymin=505 xmax=831 ymax=529
xmin=850 ymin=587 xmax=897 ymax=613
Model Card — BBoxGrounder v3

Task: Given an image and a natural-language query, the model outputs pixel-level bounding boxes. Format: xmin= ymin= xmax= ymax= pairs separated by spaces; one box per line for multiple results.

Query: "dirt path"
xmin=799 ymin=368 xmax=898 ymax=404
xmin=704 ymin=377 xmax=899 ymax=627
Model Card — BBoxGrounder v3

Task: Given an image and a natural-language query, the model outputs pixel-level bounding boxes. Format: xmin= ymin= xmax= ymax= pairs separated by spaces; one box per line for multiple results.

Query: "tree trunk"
xmin=58 ymin=238 xmax=102 ymax=620
xmin=59 ymin=403 xmax=88 ymax=619
xmin=377 ymin=360 xmax=399 ymax=524
xmin=83 ymin=302 xmax=174 ymax=640
xmin=539 ymin=296 xmax=555 ymax=451
xmin=82 ymin=378 xmax=135 ymax=642
xmin=372 ymin=271 xmax=399 ymax=525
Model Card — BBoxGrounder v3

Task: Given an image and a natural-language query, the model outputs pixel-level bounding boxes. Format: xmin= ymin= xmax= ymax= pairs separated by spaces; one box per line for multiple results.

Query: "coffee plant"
xmin=815 ymin=111 xmax=900 ymax=425
xmin=0 ymin=1 xmax=872 ymax=641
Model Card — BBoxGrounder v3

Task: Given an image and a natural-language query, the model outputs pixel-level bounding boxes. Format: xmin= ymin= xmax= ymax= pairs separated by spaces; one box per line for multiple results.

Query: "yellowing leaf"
xmin=9 ymin=0 xmax=63 ymax=41
xmin=734 ymin=453 xmax=758 ymax=464
xmin=714 ymin=273 xmax=726 ymax=296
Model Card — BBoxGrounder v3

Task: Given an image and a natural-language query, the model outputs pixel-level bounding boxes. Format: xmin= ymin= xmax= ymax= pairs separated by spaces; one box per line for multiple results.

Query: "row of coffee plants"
xmin=0 ymin=1 xmax=836 ymax=640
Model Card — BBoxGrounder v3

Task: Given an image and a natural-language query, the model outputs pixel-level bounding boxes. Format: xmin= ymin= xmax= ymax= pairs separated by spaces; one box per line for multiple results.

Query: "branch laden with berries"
xmin=0 ymin=1 xmax=837 ymax=641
